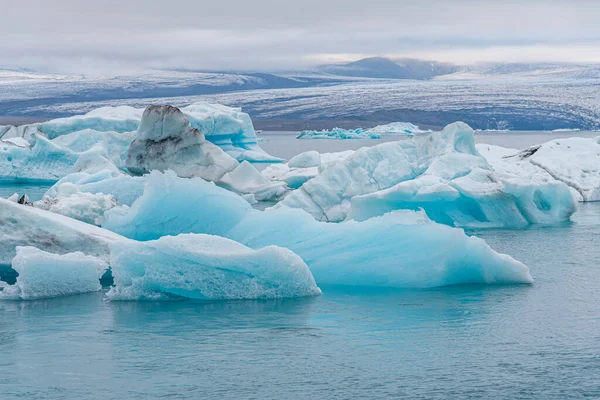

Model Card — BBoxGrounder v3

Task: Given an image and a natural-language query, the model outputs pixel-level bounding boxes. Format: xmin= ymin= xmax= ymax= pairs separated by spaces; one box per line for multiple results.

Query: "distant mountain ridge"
xmin=319 ymin=57 xmax=458 ymax=80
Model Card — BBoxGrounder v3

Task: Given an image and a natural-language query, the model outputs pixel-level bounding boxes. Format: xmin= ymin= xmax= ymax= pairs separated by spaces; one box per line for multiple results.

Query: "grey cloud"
xmin=1 ymin=0 xmax=599 ymax=73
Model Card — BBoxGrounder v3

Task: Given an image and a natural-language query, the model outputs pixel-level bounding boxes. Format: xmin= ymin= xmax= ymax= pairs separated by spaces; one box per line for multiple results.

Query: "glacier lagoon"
xmin=1 ymin=131 xmax=600 ymax=398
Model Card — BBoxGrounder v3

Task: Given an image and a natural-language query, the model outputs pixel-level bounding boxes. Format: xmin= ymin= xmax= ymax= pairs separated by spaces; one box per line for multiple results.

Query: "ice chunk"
xmin=45 ymin=170 xmax=147 ymax=206
xmin=0 ymin=247 xmax=106 ymax=300
xmin=52 ymin=129 xmax=134 ymax=169
xmin=366 ymin=122 xmax=429 ymax=137
xmin=126 ymin=105 xmax=239 ymax=182
xmin=0 ymin=134 xmax=79 ymax=182
xmin=103 ymin=171 xmax=252 ymax=239
xmin=512 ymin=138 xmax=600 ymax=202
xmin=0 ymin=197 xmax=122 ymax=268
xmin=35 ymin=183 xmax=118 ymax=226
xmin=102 ymin=171 xmax=533 ymax=288
xmin=182 ymin=102 xmax=283 ymax=163
xmin=297 ymin=127 xmax=381 ymax=140
xmin=262 ymin=150 xmax=354 ymax=189
xmin=277 ymin=122 xmax=576 ymax=228
xmin=219 ymin=161 xmax=287 ymax=202
xmin=106 ymin=234 xmax=320 ymax=300
xmin=288 ymin=151 xmax=321 ymax=168
xmin=40 ymin=106 xmax=143 ymax=139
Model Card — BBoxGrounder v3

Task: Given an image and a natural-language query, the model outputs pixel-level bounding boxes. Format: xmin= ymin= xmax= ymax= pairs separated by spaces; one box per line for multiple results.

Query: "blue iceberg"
xmin=102 ymin=171 xmax=533 ymax=288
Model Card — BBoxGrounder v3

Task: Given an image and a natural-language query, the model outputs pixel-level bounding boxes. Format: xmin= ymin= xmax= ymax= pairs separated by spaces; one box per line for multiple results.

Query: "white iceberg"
xmin=0 ymin=247 xmax=106 ymax=300
xmin=479 ymin=138 xmax=600 ymax=202
xmin=41 ymin=106 xmax=143 ymax=139
xmin=366 ymin=122 xmax=429 ymax=137
xmin=35 ymin=183 xmax=118 ymax=226
xmin=262 ymin=150 xmax=355 ymax=189
xmin=106 ymin=234 xmax=320 ymax=301
xmin=102 ymin=170 xmax=533 ymax=288
xmin=45 ymin=170 xmax=147 ymax=206
xmin=277 ymin=122 xmax=576 ymax=228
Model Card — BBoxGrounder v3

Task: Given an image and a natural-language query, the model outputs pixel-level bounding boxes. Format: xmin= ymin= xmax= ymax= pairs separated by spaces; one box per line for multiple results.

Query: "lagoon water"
xmin=2 ymin=131 xmax=600 ymax=399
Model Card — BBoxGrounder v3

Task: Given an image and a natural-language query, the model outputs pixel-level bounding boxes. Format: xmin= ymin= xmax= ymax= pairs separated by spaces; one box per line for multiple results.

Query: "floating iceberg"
xmin=0 ymin=197 xmax=122 ymax=269
xmin=102 ymin=170 xmax=533 ymax=288
xmin=124 ymin=105 xmax=286 ymax=201
xmin=297 ymin=127 xmax=381 ymax=140
xmin=0 ymin=247 xmax=106 ymax=300
xmin=278 ymin=122 xmax=576 ymax=228
xmin=0 ymin=198 xmax=320 ymax=301
xmin=479 ymin=138 xmax=600 ymax=202
xmin=366 ymin=122 xmax=428 ymax=137
xmin=4 ymin=102 xmax=280 ymax=164
xmin=107 ymin=234 xmax=320 ymax=301
xmin=125 ymin=105 xmax=239 ymax=182
xmin=296 ymin=122 xmax=426 ymax=140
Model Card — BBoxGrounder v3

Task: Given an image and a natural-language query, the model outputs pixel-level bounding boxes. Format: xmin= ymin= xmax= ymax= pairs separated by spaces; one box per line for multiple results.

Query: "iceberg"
xmin=8 ymin=102 xmax=280 ymax=163
xmin=0 ymin=197 xmax=122 ymax=269
xmin=366 ymin=122 xmax=429 ymax=137
xmin=479 ymin=138 xmax=600 ymax=202
xmin=125 ymin=105 xmax=239 ymax=182
xmin=124 ymin=105 xmax=286 ymax=201
xmin=297 ymin=127 xmax=381 ymax=140
xmin=277 ymin=122 xmax=576 ymax=228
xmin=106 ymin=234 xmax=320 ymax=301
xmin=296 ymin=122 xmax=426 ymax=140
xmin=0 ymin=247 xmax=106 ymax=300
xmin=0 ymin=198 xmax=320 ymax=301
xmin=102 ymin=170 xmax=533 ymax=288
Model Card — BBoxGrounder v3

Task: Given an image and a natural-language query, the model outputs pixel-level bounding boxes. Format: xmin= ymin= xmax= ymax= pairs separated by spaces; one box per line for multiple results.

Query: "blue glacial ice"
xmin=0 ymin=198 xmax=320 ymax=300
xmin=278 ymin=122 xmax=576 ymax=228
xmin=296 ymin=122 xmax=427 ymax=140
xmin=0 ymin=247 xmax=107 ymax=300
xmin=297 ymin=127 xmax=381 ymax=140
xmin=102 ymin=170 xmax=533 ymax=288
xmin=107 ymin=234 xmax=320 ymax=301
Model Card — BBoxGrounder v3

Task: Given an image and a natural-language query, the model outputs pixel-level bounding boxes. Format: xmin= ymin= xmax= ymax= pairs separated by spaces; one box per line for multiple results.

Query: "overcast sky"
xmin=2 ymin=0 xmax=600 ymax=74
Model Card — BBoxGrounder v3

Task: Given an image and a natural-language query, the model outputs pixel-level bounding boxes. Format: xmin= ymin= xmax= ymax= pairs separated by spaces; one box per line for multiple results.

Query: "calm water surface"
xmin=2 ymin=132 xmax=600 ymax=399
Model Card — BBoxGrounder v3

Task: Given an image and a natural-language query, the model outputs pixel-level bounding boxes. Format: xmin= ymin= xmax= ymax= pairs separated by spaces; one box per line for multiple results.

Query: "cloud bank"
xmin=2 ymin=0 xmax=599 ymax=74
